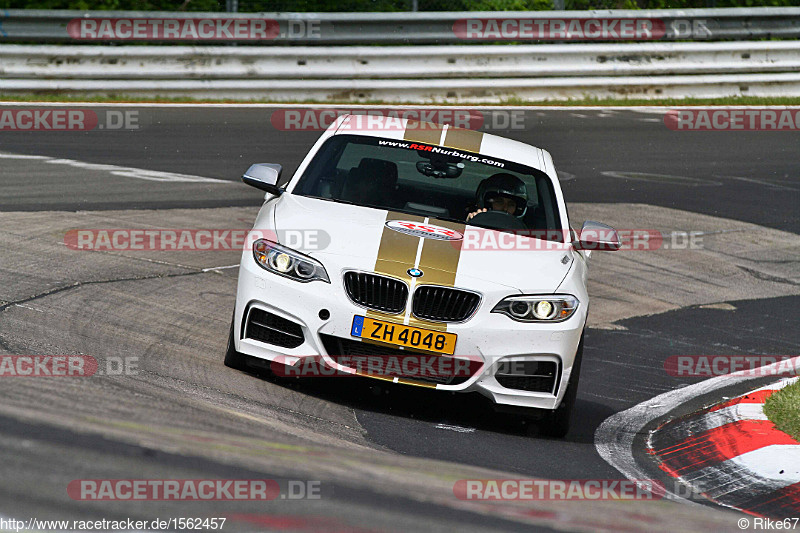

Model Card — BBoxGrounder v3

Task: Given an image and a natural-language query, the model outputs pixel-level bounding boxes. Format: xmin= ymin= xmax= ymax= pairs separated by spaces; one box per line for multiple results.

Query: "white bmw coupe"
xmin=226 ymin=114 xmax=619 ymax=437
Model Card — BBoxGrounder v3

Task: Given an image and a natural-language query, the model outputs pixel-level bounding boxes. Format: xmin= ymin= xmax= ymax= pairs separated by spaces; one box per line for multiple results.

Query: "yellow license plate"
xmin=350 ymin=315 xmax=457 ymax=355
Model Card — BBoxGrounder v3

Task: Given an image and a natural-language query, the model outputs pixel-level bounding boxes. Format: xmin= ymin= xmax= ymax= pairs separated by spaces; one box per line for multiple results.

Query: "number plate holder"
xmin=350 ymin=315 xmax=457 ymax=355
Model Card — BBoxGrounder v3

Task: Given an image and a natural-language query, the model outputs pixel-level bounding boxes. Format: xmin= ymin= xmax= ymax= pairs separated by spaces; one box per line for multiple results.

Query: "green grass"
xmin=1 ymin=94 xmax=800 ymax=107
xmin=764 ymin=380 xmax=800 ymax=441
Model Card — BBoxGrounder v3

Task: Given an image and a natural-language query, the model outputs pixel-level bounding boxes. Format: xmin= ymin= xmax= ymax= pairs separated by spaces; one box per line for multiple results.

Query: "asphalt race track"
xmin=0 ymin=104 xmax=798 ymax=531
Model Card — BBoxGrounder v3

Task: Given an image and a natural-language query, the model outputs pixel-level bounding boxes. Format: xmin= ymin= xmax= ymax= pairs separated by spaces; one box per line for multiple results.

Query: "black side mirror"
xmin=242 ymin=163 xmax=283 ymax=195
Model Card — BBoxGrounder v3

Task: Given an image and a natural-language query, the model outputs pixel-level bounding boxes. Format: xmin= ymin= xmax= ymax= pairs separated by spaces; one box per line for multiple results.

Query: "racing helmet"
xmin=476 ymin=173 xmax=528 ymax=218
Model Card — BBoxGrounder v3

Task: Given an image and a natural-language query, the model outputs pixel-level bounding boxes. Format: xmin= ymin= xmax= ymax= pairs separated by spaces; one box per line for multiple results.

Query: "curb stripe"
xmin=707 ymin=389 xmax=777 ymax=413
xmin=648 ymin=403 xmax=768 ymax=445
xmin=643 ymin=377 xmax=800 ymax=516
xmin=679 ymin=459 xmax=796 ymax=508
xmin=675 ymin=445 xmax=800 ymax=505
xmin=726 ymin=444 xmax=800 ymax=484
xmin=596 ymin=364 xmax=800 ymax=509
xmin=654 ymin=419 xmax=799 ymax=478
xmin=747 ymin=482 xmax=800 ymax=516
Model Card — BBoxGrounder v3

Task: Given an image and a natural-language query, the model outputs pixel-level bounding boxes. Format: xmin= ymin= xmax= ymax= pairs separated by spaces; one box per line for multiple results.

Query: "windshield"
xmin=293 ymin=134 xmax=563 ymax=239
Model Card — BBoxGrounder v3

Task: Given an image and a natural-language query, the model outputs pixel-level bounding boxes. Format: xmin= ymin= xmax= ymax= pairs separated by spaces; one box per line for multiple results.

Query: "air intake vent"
xmin=320 ymin=334 xmax=479 ymax=386
xmin=495 ymin=361 xmax=558 ymax=394
xmin=245 ymin=308 xmax=304 ymax=348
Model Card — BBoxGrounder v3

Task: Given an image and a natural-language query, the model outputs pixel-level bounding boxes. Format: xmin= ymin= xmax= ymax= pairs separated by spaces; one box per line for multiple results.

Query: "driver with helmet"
xmin=466 ymin=173 xmax=528 ymax=222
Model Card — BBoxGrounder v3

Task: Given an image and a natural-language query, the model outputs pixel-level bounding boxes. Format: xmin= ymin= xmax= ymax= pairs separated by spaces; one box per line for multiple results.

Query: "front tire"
xmin=541 ymin=331 xmax=585 ymax=438
xmin=224 ymin=319 xmax=249 ymax=371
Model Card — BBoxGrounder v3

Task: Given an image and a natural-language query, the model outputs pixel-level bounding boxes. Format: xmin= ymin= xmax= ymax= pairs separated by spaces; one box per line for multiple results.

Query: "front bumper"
xmin=234 ymin=254 xmax=586 ymax=410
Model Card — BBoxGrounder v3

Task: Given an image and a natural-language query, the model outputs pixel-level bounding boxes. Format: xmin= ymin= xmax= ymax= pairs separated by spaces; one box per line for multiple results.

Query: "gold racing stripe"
xmin=349 ymin=122 xmax=477 ymax=371
xmin=364 ymin=211 xmax=421 ymax=329
xmin=373 ymin=211 xmax=424 ymax=280
xmin=368 ymin=211 xmax=448 ymax=332
xmin=416 ymin=218 xmax=466 ymax=289
xmin=403 ymin=121 xmax=444 ymax=146
xmin=363 ymin=214 xmax=467 ymax=335
xmin=442 ymin=126 xmax=484 ymax=153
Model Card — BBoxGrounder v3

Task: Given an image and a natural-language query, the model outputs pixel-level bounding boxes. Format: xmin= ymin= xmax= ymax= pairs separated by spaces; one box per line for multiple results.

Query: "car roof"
xmin=332 ymin=114 xmax=553 ymax=175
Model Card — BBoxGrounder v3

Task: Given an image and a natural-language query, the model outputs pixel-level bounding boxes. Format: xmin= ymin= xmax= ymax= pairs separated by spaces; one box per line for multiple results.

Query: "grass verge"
xmin=763 ymin=379 xmax=800 ymax=441
xmin=0 ymin=94 xmax=799 ymax=106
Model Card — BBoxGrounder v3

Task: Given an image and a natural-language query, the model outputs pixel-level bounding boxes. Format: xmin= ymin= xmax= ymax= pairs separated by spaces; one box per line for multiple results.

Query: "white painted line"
xmin=45 ymin=157 xmax=229 ymax=183
xmin=435 ymin=423 xmax=476 ymax=433
xmin=0 ymin=151 xmax=230 ymax=184
xmin=14 ymin=303 xmax=44 ymax=313
xmin=724 ymin=175 xmax=800 ymax=192
xmin=601 ymin=170 xmax=723 ymax=186
xmin=201 ymin=264 xmax=240 ymax=273
xmin=594 ymin=356 xmax=800 ymax=504
xmin=0 ymin=153 xmax=50 ymax=160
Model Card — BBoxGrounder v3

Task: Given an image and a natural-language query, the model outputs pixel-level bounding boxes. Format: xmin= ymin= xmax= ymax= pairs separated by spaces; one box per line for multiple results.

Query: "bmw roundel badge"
xmin=407 ymin=268 xmax=423 ymax=278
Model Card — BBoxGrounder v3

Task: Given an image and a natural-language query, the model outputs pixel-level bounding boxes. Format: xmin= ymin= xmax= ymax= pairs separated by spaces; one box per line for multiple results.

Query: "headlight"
xmin=492 ymin=295 xmax=578 ymax=322
xmin=253 ymin=239 xmax=330 ymax=283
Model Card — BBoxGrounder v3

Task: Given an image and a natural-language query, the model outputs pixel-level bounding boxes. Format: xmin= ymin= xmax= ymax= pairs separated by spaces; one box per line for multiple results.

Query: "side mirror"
xmin=573 ymin=221 xmax=621 ymax=251
xmin=242 ymin=163 xmax=283 ymax=195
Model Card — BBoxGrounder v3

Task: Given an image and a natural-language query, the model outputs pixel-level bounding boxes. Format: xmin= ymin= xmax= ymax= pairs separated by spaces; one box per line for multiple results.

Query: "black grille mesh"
xmin=344 ymin=271 xmax=407 ymax=314
xmin=412 ymin=286 xmax=480 ymax=322
xmin=495 ymin=375 xmax=555 ymax=393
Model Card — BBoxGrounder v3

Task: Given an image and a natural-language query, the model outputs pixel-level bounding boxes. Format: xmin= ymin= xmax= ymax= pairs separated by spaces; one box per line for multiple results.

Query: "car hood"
xmin=270 ymin=194 xmax=573 ymax=293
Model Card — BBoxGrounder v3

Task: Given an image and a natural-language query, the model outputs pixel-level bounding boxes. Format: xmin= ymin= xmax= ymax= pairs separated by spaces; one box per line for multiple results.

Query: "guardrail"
xmin=3 ymin=42 xmax=799 ymax=79
xmin=1 ymin=42 xmax=799 ymax=102
xmin=1 ymin=7 xmax=799 ymax=44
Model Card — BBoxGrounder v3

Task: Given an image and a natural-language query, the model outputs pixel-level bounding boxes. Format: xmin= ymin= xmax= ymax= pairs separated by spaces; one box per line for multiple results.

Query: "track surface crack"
xmin=0 ymin=269 xmax=214 ymax=315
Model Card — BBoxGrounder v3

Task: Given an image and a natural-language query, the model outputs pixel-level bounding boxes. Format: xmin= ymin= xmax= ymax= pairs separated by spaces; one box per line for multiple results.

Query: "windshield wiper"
xmin=306 ymin=196 xmax=388 ymax=211
xmin=305 ymin=195 xmax=357 ymax=206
